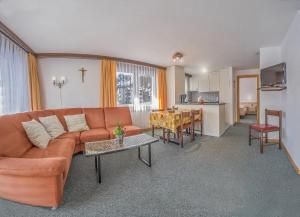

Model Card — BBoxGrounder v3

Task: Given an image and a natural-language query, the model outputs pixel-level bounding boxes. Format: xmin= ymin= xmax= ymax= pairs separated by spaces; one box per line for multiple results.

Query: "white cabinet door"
xmin=209 ymin=71 xmax=220 ymax=91
xmin=219 ymin=70 xmax=229 ymax=102
xmin=190 ymin=76 xmax=199 ymax=91
xmin=198 ymin=74 xmax=209 ymax=92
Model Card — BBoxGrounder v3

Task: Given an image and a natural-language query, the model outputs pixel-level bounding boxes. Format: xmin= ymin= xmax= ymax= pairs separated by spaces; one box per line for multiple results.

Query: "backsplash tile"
xmin=188 ymin=91 xmax=219 ymax=103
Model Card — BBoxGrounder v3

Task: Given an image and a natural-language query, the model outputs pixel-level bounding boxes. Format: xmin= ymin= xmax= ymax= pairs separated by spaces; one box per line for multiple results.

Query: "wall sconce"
xmin=52 ymin=76 xmax=65 ymax=88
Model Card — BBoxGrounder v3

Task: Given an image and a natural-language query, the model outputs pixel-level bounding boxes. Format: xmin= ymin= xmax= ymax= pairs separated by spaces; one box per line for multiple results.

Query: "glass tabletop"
xmin=84 ymin=133 xmax=158 ymax=157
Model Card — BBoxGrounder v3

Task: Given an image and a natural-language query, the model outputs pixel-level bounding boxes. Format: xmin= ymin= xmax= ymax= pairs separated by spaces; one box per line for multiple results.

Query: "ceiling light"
xmin=201 ymin=67 xmax=208 ymax=74
xmin=172 ymin=52 xmax=184 ymax=64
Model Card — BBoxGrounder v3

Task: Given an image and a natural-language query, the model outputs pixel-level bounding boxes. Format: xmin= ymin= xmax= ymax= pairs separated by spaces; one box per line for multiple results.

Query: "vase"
xmin=116 ymin=135 xmax=124 ymax=145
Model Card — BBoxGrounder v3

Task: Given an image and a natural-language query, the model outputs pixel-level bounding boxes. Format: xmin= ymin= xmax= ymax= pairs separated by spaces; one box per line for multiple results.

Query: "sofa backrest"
xmin=104 ymin=107 xmax=132 ymax=128
xmin=83 ymin=108 xmax=106 ymax=129
xmin=27 ymin=110 xmax=55 ymax=120
xmin=0 ymin=113 xmax=33 ymax=158
xmin=51 ymin=108 xmax=83 ymax=131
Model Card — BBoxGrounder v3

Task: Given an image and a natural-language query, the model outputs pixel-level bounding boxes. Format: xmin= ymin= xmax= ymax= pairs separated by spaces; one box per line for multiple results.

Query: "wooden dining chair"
xmin=249 ymin=109 xmax=282 ymax=153
xmin=191 ymin=109 xmax=203 ymax=137
xmin=178 ymin=111 xmax=194 ymax=147
xmin=152 ymin=109 xmax=164 ymax=112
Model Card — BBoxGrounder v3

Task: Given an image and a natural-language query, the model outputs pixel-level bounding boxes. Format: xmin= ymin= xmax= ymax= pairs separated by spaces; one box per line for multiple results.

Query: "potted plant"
xmin=113 ymin=122 xmax=125 ymax=145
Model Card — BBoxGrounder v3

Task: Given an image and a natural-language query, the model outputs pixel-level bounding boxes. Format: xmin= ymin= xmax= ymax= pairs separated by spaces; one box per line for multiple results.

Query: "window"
xmin=0 ymin=33 xmax=29 ymax=114
xmin=139 ymin=75 xmax=152 ymax=104
xmin=116 ymin=62 xmax=157 ymax=110
xmin=117 ymin=72 xmax=133 ymax=105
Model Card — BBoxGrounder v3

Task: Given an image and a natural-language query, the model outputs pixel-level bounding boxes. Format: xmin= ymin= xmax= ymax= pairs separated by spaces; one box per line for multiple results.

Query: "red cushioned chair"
xmin=249 ymin=109 xmax=282 ymax=153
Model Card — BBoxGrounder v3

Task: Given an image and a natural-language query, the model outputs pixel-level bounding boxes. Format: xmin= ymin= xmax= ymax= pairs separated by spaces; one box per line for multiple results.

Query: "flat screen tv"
xmin=261 ymin=63 xmax=286 ymax=88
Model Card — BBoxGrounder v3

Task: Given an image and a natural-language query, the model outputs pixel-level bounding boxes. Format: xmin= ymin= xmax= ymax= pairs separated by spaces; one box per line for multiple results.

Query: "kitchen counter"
xmin=179 ymin=102 xmax=226 ymax=105
xmin=176 ymin=103 xmax=229 ymax=137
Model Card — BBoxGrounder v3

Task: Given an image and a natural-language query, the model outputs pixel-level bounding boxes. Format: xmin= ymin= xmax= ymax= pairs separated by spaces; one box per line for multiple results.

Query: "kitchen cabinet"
xmin=198 ymin=73 xmax=210 ymax=92
xmin=189 ymin=71 xmax=221 ymax=92
xmin=208 ymin=71 xmax=220 ymax=91
xmin=190 ymin=75 xmax=199 ymax=91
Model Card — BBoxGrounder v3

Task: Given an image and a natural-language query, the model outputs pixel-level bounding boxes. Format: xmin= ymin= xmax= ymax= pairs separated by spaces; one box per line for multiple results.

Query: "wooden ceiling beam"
xmin=0 ymin=20 xmax=34 ymax=53
xmin=36 ymin=53 xmax=167 ymax=70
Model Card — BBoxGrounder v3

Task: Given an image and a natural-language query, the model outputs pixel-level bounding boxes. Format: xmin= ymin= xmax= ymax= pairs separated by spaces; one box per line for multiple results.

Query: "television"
xmin=261 ymin=63 xmax=286 ymax=88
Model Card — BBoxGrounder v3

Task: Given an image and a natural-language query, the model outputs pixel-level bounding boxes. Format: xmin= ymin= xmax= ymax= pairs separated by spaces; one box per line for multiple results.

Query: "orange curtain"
xmin=100 ymin=59 xmax=117 ymax=107
xmin=157 ymin=68 xmax=167 ymax=110
xmin=28 ymin=53 xmax=42 ymax=111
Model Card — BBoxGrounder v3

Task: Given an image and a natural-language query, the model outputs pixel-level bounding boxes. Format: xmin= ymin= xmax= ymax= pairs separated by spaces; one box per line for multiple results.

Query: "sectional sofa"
xmin=0 ymin=107 xmax=142 ymax=208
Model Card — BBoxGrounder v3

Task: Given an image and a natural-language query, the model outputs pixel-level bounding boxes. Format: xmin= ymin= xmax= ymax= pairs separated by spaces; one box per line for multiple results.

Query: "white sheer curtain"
xmin=117 ymin=62 xmax=158 ymax=110
xmin=0 ymin=33 xmax=29 ymax=114
xmin=116 ymin=62 xmax=158 ymax=128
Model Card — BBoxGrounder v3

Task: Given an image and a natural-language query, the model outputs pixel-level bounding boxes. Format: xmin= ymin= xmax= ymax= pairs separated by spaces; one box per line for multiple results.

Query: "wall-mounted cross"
xmin=79 ymin=67 xmax=87 ymax=83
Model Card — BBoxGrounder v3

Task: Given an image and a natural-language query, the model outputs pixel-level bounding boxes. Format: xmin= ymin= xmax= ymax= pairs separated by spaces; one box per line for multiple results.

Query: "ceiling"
xmin=0 ymin=0 xmax=300 ymax=72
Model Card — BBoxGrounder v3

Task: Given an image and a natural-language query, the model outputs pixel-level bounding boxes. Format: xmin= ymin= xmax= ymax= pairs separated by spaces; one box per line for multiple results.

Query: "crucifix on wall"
xmin=79 ymin=67 xmax=87 ymax=83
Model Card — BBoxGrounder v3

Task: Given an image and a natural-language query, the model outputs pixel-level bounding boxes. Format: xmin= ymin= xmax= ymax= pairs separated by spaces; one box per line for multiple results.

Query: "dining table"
xmin=149 ymin=110 xmax=202 ymax=144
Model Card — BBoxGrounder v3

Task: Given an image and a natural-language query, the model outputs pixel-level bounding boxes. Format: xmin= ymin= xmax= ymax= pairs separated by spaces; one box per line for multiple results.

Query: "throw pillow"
xmin=64 ymin=114 xmax=89 ymax=132
xmin=39 ymin=115 xmax=66 ymax=138
xmin=22 ymin=119 xmax=51 ymax=149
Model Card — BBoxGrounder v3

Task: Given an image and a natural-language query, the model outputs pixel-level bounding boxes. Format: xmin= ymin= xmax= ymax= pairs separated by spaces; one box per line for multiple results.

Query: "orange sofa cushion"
xmin=0 ymin=113 xmax=33 ymax=158
xmin=51 ymin=108 xmax=83 ymax=131
xmin=104 ymin=107 xmax=132 ymax=128
xmin=0 ymin=157 xmax=67 ymax=177
xmin=22 ymin=138 xmax=75 ymax=160
xmin=107 ymin=125 xmax=143 ymax=138
xmin=22 ymin=138 xmax=75 ymax=179
xmin=80 ymin=128 xmax=110 ymax=143
xmin=57 ymin=132 xmax=81 ymax=145
xmin=83 ymin=108 xmax=106 ymax=129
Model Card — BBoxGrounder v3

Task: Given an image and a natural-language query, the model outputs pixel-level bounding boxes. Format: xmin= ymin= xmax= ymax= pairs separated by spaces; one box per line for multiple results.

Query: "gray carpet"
xmin=1 ymin=124 xmax=300 ymax=217
xmin=240 ymin=115 xmax=257 ymax=124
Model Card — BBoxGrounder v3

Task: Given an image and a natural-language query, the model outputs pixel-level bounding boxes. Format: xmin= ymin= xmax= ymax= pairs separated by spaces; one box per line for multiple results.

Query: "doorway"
xmin=236 ymin=75 xmax=260 ymax=124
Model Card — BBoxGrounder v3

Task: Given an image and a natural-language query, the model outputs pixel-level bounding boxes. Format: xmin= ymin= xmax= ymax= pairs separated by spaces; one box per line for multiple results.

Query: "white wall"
xmin=38 ymin=58 xmax=152 ymax=128
xmin=234 ymin=68 xmax=259 ymax=76
xmin=219 ymin=67 xmax=234 ymax=126
xmin=258 ymin=11 xmax=300 ymax=168
xmin=166 ymin=66 xmax=175 ymax=107
xmin=175 ymin=66 xmax=185 ymax=104
xmin=166 ymin=65 xmax=185 ymax=107
xmin=281 ymin=11 xmax=300 ymax=167
xmin=259 ymin=47 xmax=286 ymax=141
xmin=239 ymin=77 xmax=257 ymax=102
xmin=39 ymin=58 xmax=100 ymax=108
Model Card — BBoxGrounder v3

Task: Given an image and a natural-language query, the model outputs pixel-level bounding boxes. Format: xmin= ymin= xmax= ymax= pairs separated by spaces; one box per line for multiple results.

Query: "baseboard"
xmin=268 ymin=139 xmax=300 ymax=175
xmin=282 ymin=143 xmax=300 ymax=175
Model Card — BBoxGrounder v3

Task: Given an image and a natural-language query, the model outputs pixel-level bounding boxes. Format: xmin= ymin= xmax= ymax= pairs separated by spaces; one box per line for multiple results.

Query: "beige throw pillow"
xmin=39 ymin=115 xmax=66 ymax=138
xmin=22 ymin=119 xmax=51 ymax=149
xmin=64 ymin=114 xmax=89 ymax=132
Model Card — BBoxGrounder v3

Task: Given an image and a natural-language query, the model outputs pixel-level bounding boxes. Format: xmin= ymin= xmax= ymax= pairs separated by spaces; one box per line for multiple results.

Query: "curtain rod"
xmin=0 ymin=20 xmax=34 ymax=53
xmin=36 ymin=53 xmax=167 ymax=70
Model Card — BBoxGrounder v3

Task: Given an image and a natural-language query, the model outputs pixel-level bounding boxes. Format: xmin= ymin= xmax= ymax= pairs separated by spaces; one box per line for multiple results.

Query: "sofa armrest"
xmin=0 ymin=157 xmax=67 ymax=177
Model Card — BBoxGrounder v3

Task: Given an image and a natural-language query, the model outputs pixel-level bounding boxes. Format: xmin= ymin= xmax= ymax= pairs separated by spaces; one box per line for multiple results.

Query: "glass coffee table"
xmin=84 ymin=133 xmax=159 ymax=183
